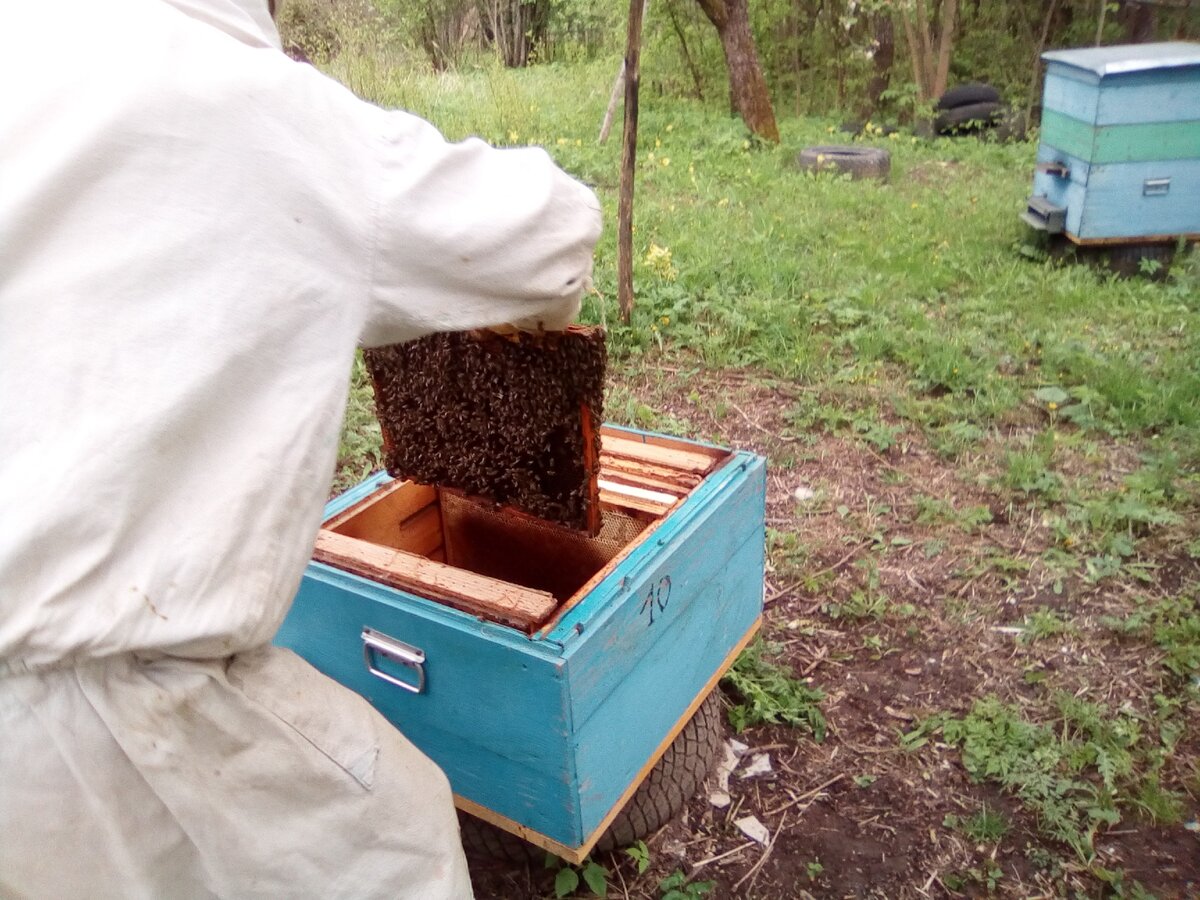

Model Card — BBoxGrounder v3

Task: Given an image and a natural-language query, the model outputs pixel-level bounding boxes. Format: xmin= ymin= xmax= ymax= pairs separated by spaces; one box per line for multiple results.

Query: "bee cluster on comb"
xmin=363 ymin=326 xmax=606 ymax=533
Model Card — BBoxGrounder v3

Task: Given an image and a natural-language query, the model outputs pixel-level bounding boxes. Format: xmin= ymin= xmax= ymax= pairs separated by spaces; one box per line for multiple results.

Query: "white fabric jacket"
xmin=0 ymin=1 xmax=600 ymax=896
xmin=1 ymin=0 xmax=600 ymax=672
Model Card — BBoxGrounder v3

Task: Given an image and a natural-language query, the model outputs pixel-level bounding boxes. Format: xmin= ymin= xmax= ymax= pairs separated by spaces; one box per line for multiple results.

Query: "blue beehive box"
xmin=1022 ymin=41 xmax=1200 ymax=243
xmin=276 ymin=426 xmax=765 ymax=861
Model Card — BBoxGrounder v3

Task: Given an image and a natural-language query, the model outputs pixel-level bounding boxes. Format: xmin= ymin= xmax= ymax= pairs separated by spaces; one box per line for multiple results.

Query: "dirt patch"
xmin=467 ymin=362 xmax=1200 ymax=899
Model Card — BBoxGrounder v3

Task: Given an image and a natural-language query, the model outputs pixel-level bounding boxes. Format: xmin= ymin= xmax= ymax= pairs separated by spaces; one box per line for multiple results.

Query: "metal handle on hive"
xmin=361 ymin=627 xmax=426 ymax=694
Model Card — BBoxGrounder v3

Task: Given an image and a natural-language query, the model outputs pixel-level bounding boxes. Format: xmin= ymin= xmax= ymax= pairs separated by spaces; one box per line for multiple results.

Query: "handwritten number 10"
xmin=640 ymin=576 xmax=673 ymax=626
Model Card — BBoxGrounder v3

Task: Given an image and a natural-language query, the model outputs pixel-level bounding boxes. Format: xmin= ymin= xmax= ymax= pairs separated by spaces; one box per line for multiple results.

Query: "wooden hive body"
xmin=1028 ymin=41 xmax=1200 ymax=242
xmin=275 ymin=426 xmax=766 ymax=861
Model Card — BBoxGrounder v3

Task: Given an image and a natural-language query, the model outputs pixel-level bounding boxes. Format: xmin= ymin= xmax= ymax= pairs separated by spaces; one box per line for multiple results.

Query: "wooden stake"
xmin=617 ymin=0 xmax=645 ymax=324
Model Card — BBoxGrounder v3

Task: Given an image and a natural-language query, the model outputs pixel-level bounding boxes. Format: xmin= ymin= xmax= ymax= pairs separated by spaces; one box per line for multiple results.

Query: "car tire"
xmin=934 ymin=101 xmax=1004 ymax=135
xmin=936 ymin=83 xmax=1001 ymax=110
xmin=796 ymin=145 xmax=891 ymax=181
xmin=459 ymin=689 xmax=725 ymax=862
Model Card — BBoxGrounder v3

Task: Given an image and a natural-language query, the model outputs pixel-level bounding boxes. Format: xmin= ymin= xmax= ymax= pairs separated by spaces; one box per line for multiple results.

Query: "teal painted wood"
xmin=276 ymin=431 xmax=768 ymax=851
xmin=1044 ymin=68 xmax=1200 ymax=126
xmin=1030 ymin=43 xmax=1200 ymax=241
xmin=1078 ymin=159 xmax=1200 ymax=238
xmin=544 ymin=452 xmax=759 ymax=643
xmin=556 ymin=454 xmax=765 ymax=715
xmin=1043 ymin=71 xmax=1100 ymax=125
xmin=276 ymin=566 xmax=582 ymax=844
xmin=1039 ymin=109 xmax=1097 ymax=162
xmin=571 ymin=518 xmax=764 ymax=836
xmin=1039 ymin=109 xmax=1200 ymax=165
xmin=1096 ymin=69 xmax=1200 ymax=125
xmin=1032 ymin=146 xmax=1089 ymax=235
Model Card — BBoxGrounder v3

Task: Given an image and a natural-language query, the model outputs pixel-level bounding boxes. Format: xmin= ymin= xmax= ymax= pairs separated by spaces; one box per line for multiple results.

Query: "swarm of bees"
xmin=364 ymin=326 xmax=606 ymax=532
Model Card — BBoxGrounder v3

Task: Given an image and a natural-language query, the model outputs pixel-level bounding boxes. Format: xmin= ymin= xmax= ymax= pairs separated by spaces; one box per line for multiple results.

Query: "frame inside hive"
xmin=313 ymin=427 xmax=730 ymax=633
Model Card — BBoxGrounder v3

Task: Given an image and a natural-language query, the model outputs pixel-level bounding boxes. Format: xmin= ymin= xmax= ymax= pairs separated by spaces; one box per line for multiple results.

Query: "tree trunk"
xmin=618 ymin=0 xmax=646 ymax=323
xmin=898 ymin=0 xmax=958 ymax=103
xmin=695 ymin=0 xmax=780 ymax=142
xmin=1119 ymin=1 xmax=1157 ymax=43
xmin=932 ymin=0 xmax=958 ymax=99
xmin=666 ymin=0 xmax=705 ymax=100
xmin=859 ymin=13 xmax=895 ymax=120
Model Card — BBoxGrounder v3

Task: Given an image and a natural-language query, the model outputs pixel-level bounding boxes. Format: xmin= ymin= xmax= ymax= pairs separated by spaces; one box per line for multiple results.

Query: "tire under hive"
xmin=363 ymin=326 xmax=606 ymax=534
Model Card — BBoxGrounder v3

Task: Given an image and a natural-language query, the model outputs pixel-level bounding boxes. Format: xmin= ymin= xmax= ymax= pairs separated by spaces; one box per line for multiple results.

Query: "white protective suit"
xmin=0 ymin=0 xmax=601 ymax=897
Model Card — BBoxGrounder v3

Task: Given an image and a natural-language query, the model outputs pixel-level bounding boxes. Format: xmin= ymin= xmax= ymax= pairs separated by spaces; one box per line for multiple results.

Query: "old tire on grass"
xmin=934 ymin=100 xmax=1004 ymax=135
xmin=797 ymin=145 xmax=891 ymax=182
xmin=936 ymin=82 xmax=1001 ymax=110
xmin=460 ymin=689 xmax=725 ymax=862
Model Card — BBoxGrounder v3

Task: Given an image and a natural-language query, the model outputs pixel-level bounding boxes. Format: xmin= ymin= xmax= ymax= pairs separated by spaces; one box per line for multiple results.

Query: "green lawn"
xmin=329 ymin=57 xmax=1200 ymax=898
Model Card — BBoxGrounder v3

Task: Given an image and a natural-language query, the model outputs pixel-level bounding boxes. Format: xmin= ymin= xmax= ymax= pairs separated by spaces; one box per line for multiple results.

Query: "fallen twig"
xmin=732 ymin=810 xmax=788 ymax=893
xmin=689 ymin=840 xmax=755 ymax=873
xmin=763 ymin=773 xmax=845 ymax=816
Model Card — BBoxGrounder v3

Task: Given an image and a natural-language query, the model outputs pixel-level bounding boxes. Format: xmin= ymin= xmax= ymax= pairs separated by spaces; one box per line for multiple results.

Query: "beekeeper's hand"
xmin=507 ymin=266 xmax=592 ymax=333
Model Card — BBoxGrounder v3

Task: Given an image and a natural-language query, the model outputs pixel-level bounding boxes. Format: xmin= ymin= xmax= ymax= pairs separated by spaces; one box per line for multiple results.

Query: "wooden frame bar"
xmin=313 ymin=531 xmax=557 ymax=630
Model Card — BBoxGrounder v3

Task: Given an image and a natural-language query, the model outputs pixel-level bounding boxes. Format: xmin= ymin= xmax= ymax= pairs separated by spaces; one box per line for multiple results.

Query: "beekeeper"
xmin=0 ymin=0 xmax=601 ymax=896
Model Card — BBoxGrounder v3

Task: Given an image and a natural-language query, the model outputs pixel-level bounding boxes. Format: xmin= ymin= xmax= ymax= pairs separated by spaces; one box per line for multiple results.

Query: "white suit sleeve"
xmin=361 ymin=113 xmax=602 ymax=346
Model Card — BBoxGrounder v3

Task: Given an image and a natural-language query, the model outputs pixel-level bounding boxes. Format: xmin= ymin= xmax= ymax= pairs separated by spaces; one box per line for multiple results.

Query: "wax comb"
xmin=363 ymin=326 xmax=606 ymax=534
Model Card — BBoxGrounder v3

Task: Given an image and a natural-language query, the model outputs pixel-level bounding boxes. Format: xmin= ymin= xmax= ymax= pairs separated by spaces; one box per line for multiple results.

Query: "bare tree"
xmin=481 ymin=0 xmax=550 ymax=67
xmin=694 ymin=0 xmax=780 ymax=141
xmin=899 ymin=0 xmax=959 ymax=102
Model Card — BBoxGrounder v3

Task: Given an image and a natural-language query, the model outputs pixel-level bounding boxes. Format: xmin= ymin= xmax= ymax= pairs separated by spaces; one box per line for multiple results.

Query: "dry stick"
xmin=729 ymin=401 xmax=799 ymax=443
xmin=616 ymin=0 xmax=645 ymax=324
xmin=614 ymin=861 xmax=630 ymax=900
xmin=597 ymin=60 xmax=625 ymax=144
xmin=809 ymin=539 xmax=873 ymax=581
xmin=763 ymin=773 xmax=845 ymax=817
xmin=732 ymin=810 xmax=789 ymax=893
xmin=690 ymin=840 xmax=756 ymax=873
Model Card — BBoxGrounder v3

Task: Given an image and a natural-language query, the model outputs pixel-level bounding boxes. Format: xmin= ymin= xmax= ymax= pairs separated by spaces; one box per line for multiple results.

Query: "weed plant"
xmin=721 ymin=639 xmax=827 ymax=739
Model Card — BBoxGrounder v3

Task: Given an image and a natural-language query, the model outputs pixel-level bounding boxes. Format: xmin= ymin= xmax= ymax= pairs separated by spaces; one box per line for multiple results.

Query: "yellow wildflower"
xmin=644 ymin=244 xmax=677 ymax=282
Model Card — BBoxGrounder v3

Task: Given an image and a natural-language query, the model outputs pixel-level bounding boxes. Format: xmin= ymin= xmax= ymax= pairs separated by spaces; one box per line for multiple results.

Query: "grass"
xmin=321 ymin=54 xmax=1200 ymax=898
xmin=335 ymin=59 xmax=1200 ymax=480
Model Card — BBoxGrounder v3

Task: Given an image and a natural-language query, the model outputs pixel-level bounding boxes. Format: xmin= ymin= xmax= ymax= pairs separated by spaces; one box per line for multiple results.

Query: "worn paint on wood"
xmin=275 ymin=430 xmax=767 ymax=852
xmin=1030 ymin=46 xmax=1200 ymax=241
xmin=1044 ymin=68 xmax=1200 ymax=127
xmin=276 ymin=565 xmax=580 ymax=842
xmin=1043 ymin=112 xmax=1200 ymax=165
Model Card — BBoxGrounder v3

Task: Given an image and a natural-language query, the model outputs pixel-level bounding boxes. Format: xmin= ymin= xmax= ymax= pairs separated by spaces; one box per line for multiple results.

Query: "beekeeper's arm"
xmin=360 ymin=113 xmax=602 ymax=347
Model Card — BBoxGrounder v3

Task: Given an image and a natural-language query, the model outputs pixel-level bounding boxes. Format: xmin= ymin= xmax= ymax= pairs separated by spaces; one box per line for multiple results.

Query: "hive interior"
xmin=314 ymin=428 xmax=731 ymax=632
xmin=363 ymin=327 xmax=606 ymax=533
